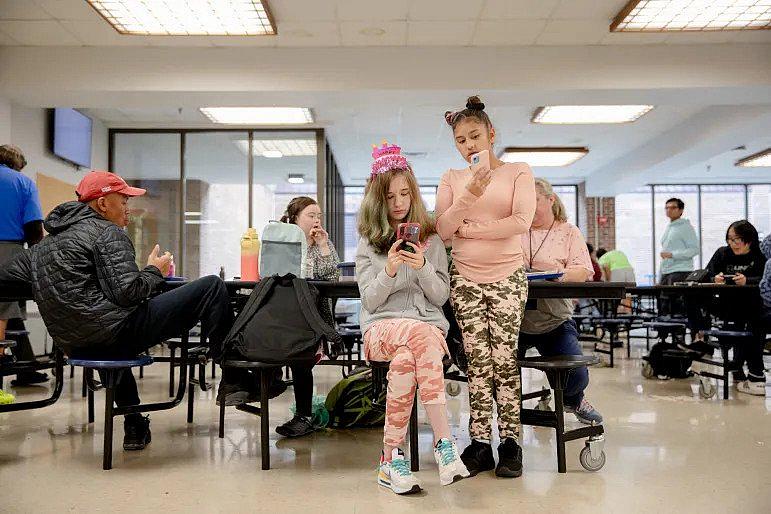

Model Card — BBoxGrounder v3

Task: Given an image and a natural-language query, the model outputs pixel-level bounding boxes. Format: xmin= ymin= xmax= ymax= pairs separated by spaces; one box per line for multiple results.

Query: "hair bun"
xmin=466 ymin=96 xmax=485 ymax=111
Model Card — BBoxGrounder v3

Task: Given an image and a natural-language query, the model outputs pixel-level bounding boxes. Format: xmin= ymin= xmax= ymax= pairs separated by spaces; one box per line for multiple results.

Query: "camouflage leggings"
xmin=364 ymin=318 xmax=449 ymax=447
xmin=450 ymin=266 xmax=528 ymax=441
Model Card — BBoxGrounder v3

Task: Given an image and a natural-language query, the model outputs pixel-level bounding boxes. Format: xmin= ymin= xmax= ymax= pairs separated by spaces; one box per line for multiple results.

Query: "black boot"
xmin=496 ymin=438 xmax=523 ymax=478
xmin=123 ymin=415 xmax=151 ymax=451
xmin=460 ymin=440 xmax=495 ymax=477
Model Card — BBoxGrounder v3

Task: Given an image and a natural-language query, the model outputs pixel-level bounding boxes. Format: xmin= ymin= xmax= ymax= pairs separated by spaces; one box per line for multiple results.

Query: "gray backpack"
xmin=259 ymin=221 xmax=308 ymax=278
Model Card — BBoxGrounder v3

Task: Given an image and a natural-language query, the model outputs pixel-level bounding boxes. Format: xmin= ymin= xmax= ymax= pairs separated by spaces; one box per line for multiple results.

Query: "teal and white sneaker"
xmin=433 ymin=438 xmax=470 ymax=486
xmin=565 ymin=398 xmax=603 ymax=425
xmin=378 ymin=449 xmax=421 ymax=495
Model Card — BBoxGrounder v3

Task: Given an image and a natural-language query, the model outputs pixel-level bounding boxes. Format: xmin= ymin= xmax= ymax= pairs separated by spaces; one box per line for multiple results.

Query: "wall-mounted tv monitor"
xmin=52 ymin=108 xmax=92 ymax=168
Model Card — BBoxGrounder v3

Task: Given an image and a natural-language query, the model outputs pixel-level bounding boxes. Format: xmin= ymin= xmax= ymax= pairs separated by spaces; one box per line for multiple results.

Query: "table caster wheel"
xmin=699 ymin=380 xmax=716 ymax=399
xmin=579 ymin=445 xmax=606 ymax=472
xmin=642 ymin=362 xmax=655 ymax=379
xmin=445 ymin=382 xmax=461 ymax=397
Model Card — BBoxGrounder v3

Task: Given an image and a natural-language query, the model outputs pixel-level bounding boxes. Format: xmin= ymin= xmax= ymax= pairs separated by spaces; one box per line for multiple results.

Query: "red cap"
xmin=76 ymin=171 xmax=146 ymax=203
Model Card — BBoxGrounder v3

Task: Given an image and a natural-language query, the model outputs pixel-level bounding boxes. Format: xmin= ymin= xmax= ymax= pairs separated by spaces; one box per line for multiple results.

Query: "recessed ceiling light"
xmin=611 ymin=0 xmax=771 ymax=32
xmin=184 ymin=211 xmax=202 ymax=217
xmin=185 ymin=219 xmax=219 ymax=225
xmin=200 ymin=107 xmax=314 ymax=125
xmin=501 ymin=147 xmax=589 ymax=167
xmin=359 ymin=27 xmax=386 ymax=36
xmin=262 ymin=150 xmax=283 ymax=158
xmin=532 ymin=105 xmax=654 ymax=124
xmin=287 ymin=174 xmax=305 ymax=184
xmin=234 ymin=139 xmax=317 ymax=157
xmin=87 ymin=0 xmax=276 ymax=36
xmin=736 ymin=148 xmax=771 ymax=167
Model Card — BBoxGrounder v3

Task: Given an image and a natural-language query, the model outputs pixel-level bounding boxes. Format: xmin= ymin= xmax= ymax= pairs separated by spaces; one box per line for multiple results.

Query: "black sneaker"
xmin=460 ymin=440 xmax=495 ymax=477
xmin=275 ymin=414 xmax=316 ymax=438
xmin=123 ymin=415 xmax=151 ymax=451
xmin=496 ymin=438 xmax=523 ymax=478
xmin=11 ymin=371 xmax=48 ymax=386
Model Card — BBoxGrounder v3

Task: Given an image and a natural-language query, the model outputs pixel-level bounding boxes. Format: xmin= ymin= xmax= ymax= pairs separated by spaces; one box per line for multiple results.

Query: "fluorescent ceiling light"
xmin=501 ymin=147 xmax=588 ymax=167
xmin=86 ymin=0 xmax=276 ymax=36
xmin=612 ymin=0 xmax=771 ymax=32
xmin=262 ymin=150 xmax=283 ymax=158
xmin=200 ymin=107 xmax=313 ymax=125
xmin=532 ymin=105 xmax=654 ymax=124
xmin=234 ymin=139 xmax=317 ymax=157
xmin=287 ymin=174 xmax=305 ymax=184
xmin=736 ymin=148 xmax=771 ymax=167
xmin=185 ymin=219 xmax=219 ymax=225
xmin=184 ymin=211 xmax=202 ymax=216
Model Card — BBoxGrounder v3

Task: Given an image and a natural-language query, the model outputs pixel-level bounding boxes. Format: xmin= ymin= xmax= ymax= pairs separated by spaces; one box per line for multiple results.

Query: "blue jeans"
xmin=517 ymin=320 xmax=589 ymax=408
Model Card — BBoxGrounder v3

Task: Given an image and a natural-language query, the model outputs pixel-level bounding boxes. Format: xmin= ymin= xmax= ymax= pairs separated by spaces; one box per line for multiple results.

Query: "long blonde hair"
xmin=534 ymin=178 xmax=568 ymax=223
xmin=358 ymin=168 xmax=436 ymax=254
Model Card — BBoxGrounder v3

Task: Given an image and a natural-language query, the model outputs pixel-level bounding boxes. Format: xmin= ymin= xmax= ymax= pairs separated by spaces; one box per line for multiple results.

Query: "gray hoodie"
xmin=355 ymin=233 xmax=450 ymax=335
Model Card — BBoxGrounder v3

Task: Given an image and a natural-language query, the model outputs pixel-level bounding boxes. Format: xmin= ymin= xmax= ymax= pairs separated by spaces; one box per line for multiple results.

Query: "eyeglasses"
xmin=726 ymin=237 xmax=744 ymax=244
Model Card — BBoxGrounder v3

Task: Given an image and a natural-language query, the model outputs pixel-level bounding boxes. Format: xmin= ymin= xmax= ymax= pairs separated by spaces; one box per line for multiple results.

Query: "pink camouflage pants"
xmin=364 ymin=318 xmax=450 ymax=447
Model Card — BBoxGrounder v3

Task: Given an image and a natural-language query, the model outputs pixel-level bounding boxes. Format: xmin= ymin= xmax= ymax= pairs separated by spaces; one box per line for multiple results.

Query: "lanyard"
xmin=528 ymin=219 xmax=556 ymax=270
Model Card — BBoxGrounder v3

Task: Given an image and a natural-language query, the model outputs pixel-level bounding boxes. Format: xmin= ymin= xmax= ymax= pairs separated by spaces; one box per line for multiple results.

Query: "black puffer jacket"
xmin=0 ymin=201 xmax=164 ymax=354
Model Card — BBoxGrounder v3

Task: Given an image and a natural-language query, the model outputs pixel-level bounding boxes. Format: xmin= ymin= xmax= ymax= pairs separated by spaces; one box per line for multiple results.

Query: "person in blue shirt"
xmin=0 ymin=145 xmax=47 ymax=386
xmin=658 ymin=197 xmax=699 ymax=317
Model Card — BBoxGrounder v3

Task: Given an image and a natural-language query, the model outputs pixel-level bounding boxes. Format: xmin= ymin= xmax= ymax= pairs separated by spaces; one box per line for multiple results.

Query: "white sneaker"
xmin=433 ymin=438 xmax=470 ymax=486
xmin=378 ymin=449 xmax=421 ymax=495
xmin=737 ymin=380 xmax=766 ymax=396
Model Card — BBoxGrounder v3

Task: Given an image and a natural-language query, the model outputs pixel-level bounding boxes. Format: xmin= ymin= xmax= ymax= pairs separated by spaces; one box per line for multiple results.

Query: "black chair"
xmin=0 ymin=329 xmax=59 ymax=388
xmin=369 ymin=360 xmax=420 ymax=472
xmin=592 ymin=318 xmax=631 ymax=367
xmin=520 ymin=355 xmax=606 ymax=473
xmin=218 ymin=359 xmax=283 ymax=470
xmin=71 ymin=345 xmax=189 ymax=470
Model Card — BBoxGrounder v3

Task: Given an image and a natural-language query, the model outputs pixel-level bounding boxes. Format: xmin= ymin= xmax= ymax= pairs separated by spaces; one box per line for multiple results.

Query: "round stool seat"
xmin=220 ymin=359 xmax=282 ymax=369
xmin=643 ymin=321 xmax=687 ymax=329
xmin=68 ymin=355 xmax=153 ymax=368
xmin=520 ymin=355 xmax=599 ymax=370
xmin=704 ymin=329 xmax=754 ymax=338
xmin=0 ymin=340 xmax=18 ymax=348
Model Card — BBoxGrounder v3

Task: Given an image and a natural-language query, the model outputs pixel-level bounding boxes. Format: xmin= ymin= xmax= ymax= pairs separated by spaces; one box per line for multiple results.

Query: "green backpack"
xmin=325 ymin=367 xmax=386 ymax=428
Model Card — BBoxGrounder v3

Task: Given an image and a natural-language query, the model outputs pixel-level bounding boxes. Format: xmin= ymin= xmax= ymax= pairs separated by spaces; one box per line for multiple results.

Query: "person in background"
xmin=0 ymin=145 xmax=48 ymax=387
xmin=760 ymin=234 xmax=771 ymax=351
xmin=597 ymin=247 xmax=636 ymax=313
xmin=687 ymin=220 xmax=767 ymax=396
xmin=272 ymin=196 xmax=340 ymax=438
xmin=2 ymin=171 xmax=234 ymax=451
xmin=519 ymin=179 xmax=603 ymax=425
xmin=436 ymin=95 xmax=535 ymax=479
xmin=356 ymin=142 xmax=468 ymax=494
xmin=587 ymin=243 xmax=602 ymax=282
xmin=659 ymin=197 xmax=699 ymax=316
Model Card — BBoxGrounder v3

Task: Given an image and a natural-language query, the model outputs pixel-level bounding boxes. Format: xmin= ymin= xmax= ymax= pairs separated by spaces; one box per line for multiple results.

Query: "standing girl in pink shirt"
xmin=435 ymin=96 xmax=536 ymax=478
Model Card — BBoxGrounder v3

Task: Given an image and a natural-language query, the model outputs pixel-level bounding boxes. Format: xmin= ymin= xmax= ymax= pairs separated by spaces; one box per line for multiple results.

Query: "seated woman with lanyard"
xmin=518 ymin=178 xmax=603 ymax=425
xmin=276 ymin=196 xmax=341 ymax=437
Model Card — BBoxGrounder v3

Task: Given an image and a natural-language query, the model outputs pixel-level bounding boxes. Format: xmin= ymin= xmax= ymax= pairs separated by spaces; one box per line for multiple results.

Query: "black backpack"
xmin=644 ymin=342 xmax=692 ymax=379
xmin=222 ymin=274 xmax=342 ymax=364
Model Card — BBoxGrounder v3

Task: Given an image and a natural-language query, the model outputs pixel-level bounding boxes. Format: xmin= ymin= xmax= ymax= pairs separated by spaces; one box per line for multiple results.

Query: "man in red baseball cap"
xmin=1 ymin=170 xmax=233 ymax=452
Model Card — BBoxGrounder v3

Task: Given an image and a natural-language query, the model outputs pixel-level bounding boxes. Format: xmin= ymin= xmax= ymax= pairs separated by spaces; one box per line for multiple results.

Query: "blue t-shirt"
xmin=0 ymin=164 xmax=43 ymax=241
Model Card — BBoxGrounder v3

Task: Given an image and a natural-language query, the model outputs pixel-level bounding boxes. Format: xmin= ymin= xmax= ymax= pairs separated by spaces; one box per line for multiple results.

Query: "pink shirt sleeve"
xmin=566 ymin=225 xmax=594 ymax=280
xmin=458 ymin=165 xmax=536 ymax=240
xmin=435 ymin=171 xmax=479 ymax=241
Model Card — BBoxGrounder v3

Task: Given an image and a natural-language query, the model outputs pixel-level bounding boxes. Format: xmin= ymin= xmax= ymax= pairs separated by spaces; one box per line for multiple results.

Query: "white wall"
xmin=9 ymin=102 xmax=108 ymax=186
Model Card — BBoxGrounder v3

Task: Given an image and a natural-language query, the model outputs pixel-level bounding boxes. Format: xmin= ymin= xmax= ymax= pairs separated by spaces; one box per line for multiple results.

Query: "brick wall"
xmin=585 ymin=197 xmax=616 ymax=250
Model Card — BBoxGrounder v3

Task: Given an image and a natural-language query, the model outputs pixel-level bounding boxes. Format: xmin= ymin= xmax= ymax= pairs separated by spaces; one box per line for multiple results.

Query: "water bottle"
xmin=240 ymin=228 xmax=260 ymax=281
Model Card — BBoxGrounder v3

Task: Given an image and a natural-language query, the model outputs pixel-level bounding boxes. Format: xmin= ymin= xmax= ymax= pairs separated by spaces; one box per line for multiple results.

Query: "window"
xmin=700 ymin=185 xmax=746 ymax=265
xmin=615 ymin=189 xmax=655 ymax=285
xmin=553 ymin=185 xmax=578 ymax=227
xmin=748 ymin=184 xmax=771 ymax=239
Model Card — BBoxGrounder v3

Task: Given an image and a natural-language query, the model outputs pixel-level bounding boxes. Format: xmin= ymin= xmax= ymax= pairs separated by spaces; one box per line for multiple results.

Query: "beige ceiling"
xmin=1 ymin=0 xmax=771 ymax=47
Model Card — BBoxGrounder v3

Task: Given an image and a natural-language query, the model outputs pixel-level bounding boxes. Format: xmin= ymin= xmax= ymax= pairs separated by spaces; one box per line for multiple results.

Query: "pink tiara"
xmin=371 ymin=141 xmax=410 ymax=178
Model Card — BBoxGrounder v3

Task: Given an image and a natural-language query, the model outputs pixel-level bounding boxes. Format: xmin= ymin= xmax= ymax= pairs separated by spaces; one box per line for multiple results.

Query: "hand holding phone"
xmin=467 ymin=150 xmax=492 ymax=197
xmin=397 ymin=223 xmax=420 ymax=253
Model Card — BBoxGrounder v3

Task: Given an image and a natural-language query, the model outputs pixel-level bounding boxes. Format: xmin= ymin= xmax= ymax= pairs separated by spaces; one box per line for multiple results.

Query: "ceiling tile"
xmin=536 ymin=19 xmax=608 ymax=45
xmin=59 ymin=20 xmax=152 ymax=46
xmin=269 ymin=0 xmax=336 ymax=22
xmin=481 ymin=0 xmax=560 ymax=20
xmin=0 ymin=0 xmax=51 ymax=20
xmin=340 ymin=20 xmax=406 ymax=46
xmin=473 ymin=19 xmax=547 ymax=45
xmin=197 ymin=35 xmax=277 ymax=47
xmin=664 ymin=31 xmax=737 ymax=45
xmin=550 ymin=0 xmax=623 ymax=20
xmin=336 ymin=0 xmax=409 ymax=21
xmin=407 ymin=21 xmax=474 ymax=46
xmin=36 ymin=0 xmax=98 ymax=20
xmin=0 ymin=20 xmax=80 ymax=45
xmin=600 ymin=32 xmax=669 ymax=45
xmin=275 ymin=21 xmax=339 ymax=47
xmin=408 ymin=0 xmax=485 ymax=21
xmin=142 ymin=35 xmax=214 ymax=47
xmin=0 ymin=29 xmax=20 ymax=45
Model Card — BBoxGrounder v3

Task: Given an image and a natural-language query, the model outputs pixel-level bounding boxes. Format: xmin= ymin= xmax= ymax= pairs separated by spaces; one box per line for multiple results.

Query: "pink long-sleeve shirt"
xmin=435 ymin=162 xmax=536 ymax=284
